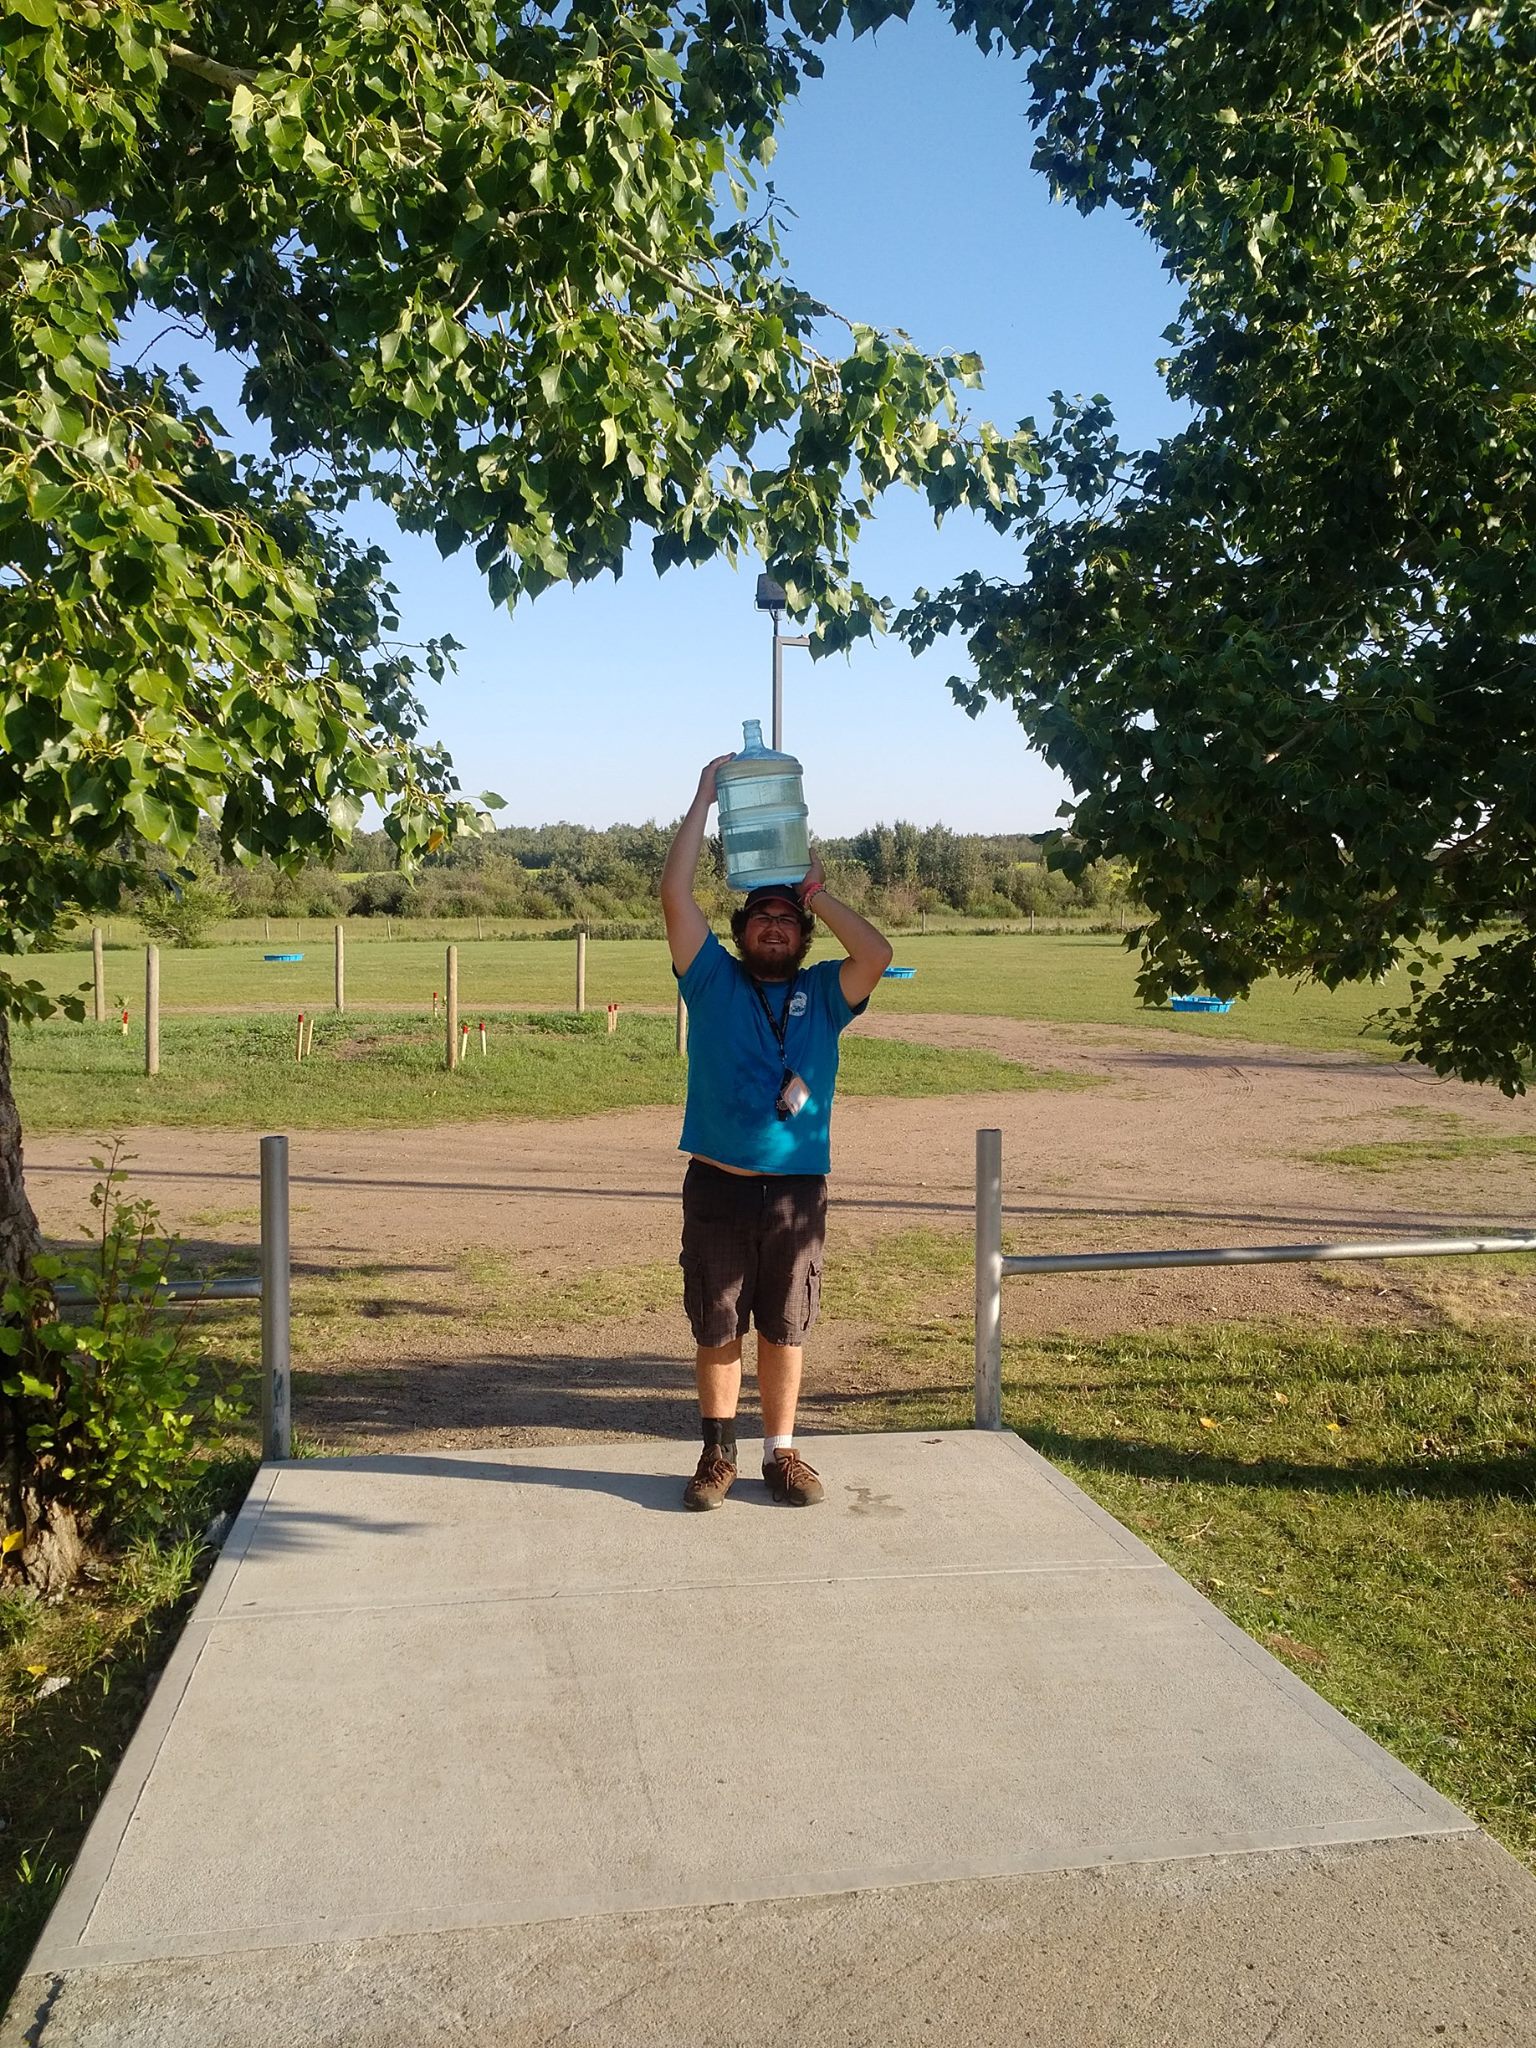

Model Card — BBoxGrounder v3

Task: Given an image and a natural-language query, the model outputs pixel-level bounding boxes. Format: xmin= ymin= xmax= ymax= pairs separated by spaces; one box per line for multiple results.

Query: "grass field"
xmin=12 ymin=1010 xmax=1089 ymax=1135
xmin=39 ymin=929 xmax=1419 ymax=1056
xmin=72 ymin=911 xmax=1113 ymax=948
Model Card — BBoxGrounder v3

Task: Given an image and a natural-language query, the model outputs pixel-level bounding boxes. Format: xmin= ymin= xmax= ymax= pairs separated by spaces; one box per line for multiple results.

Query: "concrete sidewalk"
xmin=9 ymin=1432 xmax=1535 ymax=2045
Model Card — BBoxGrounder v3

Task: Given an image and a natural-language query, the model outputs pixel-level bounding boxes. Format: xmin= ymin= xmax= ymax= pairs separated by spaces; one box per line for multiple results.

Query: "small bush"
xmin=348 ymin=872 xmax=413 ymax=917
xmin=134 ymin=875 xmax=232 ymax=948
xmin=0 ymin=1149 xmax=251 ymax=1562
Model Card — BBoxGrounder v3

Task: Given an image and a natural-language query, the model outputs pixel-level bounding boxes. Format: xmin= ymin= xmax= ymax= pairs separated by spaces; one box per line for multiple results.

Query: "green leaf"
xmin=326 ymin=791 xmax=364 ymax=833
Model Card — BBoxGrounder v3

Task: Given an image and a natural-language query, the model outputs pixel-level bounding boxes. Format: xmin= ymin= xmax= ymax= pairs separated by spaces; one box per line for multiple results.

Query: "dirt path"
xmin=25 ymin=1013 xmax=1536 ymax=1449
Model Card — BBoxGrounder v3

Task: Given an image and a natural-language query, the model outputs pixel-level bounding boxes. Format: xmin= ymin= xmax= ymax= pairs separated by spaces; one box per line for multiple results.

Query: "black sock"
xmin=702 ymin=1417 xmax=737 ymax=1462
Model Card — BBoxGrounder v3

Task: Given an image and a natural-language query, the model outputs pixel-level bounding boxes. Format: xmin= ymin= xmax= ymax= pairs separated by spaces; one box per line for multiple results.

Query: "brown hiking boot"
xmin=683 ymin=1447 xmax=737 ymax=1511
xmin=762 ymin=1447 xmax=824 ymax=1507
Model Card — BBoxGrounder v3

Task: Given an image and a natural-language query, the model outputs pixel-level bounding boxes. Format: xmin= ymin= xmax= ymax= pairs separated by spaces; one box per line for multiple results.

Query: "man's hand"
xmin=696 ymin=754 xmax=734 ymax=809
xmin=800 ymin=851 xmax=826 ymax=899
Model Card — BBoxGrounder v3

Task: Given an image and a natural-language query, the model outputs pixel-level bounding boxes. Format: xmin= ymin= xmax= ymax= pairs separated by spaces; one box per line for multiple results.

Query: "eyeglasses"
xmin=747 ymin=909 xmax=801 ymax=928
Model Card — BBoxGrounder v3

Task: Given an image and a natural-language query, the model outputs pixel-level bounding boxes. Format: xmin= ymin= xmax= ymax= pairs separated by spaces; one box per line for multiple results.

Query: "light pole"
xmin=755 ymin=573 xmax=810 ymax=752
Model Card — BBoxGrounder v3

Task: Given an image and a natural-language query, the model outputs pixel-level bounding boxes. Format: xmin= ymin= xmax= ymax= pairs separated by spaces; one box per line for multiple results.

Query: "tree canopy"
xmin=0 ymin=0 xmax=1036 ymax=1033
xmin=900 ymin=0 xmax=1536 ymax=1090
xmin=5 ymin=0 xmax=1533 ymax=1102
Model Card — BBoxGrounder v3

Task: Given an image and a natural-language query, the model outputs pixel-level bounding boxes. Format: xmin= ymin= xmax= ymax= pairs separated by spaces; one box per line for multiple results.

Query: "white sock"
xmin=763 ymin=1435 xmax=793 ymax=1462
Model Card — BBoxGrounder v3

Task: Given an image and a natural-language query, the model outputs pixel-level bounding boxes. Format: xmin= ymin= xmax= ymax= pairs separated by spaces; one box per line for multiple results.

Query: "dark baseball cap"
xmin=740 ymin=884 xmax=804 ymax=917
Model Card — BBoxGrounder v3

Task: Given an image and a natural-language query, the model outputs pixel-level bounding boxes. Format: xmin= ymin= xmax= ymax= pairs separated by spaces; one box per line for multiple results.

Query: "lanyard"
xmin=749 ymin=973 xmax=799 ymax=1063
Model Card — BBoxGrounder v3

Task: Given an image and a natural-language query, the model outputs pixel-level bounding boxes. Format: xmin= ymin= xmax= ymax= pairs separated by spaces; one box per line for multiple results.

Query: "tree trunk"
xmin=0 ymin=1012 xmax=59 ymax=1584
xmin=1 ymin=1007 xmax=39 ymax=1553
xmin=0 ymin=1012 xmax=39 ymax=1288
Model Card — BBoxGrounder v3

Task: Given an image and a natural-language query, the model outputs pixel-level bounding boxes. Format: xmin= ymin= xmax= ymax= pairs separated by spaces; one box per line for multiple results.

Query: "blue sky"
xmin=163 ymin=13 xmax=1188 ymax=837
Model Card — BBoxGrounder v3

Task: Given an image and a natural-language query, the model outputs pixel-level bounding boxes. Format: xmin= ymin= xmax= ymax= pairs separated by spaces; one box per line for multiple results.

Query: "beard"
xmin=737 ymin=930 xmax=808 ymax=981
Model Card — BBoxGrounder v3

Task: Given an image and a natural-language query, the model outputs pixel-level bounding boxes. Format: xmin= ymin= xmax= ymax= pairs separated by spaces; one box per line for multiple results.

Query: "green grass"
xmin=13 ymin=1009 xmax=1087 ymax=1135
xmin=40 ymin=929 xmax=1422 ymax=1055
xmin=0 ymin=1458 xmax=258 ymax=2003
xmin=1314 ymin=1133 xmax=1536 ymax=1174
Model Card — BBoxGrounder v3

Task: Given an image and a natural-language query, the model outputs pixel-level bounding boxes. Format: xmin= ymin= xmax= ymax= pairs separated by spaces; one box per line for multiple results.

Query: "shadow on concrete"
xmin=260 ymin=1453 xmax=780 ymax=1514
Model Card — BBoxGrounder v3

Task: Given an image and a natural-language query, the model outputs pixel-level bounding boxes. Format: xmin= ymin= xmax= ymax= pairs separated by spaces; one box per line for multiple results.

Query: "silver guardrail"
xmin=973 ymin=1127 xmax=1536 ymax=1430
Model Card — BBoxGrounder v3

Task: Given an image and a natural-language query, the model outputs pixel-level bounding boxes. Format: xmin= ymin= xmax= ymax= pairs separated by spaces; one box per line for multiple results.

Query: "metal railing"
xmin=972 ymin=1126 xmax=1536 ymax=1430
xmin=58 ymin=1123 xmax=1534 ymax=1458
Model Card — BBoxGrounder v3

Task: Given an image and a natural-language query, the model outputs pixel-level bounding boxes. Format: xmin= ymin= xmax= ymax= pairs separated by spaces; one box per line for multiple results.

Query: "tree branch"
xmin=164 ymin=44 xmax=257 ymax=95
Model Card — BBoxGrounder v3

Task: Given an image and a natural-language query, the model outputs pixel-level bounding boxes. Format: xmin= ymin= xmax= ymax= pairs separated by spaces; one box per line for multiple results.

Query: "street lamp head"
xmin=755 ymin=573 xmax=787 ymax=616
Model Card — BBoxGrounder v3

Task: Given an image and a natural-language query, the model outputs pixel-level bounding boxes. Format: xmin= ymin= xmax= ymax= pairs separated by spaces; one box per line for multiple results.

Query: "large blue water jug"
xmin=716 ymin=720 xmax=810 ymax=891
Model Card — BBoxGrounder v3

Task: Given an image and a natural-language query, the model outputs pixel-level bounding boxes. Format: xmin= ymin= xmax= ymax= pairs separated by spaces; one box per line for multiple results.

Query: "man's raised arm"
xmin=660 ymin=755 xmax=733 ymax=976
xmin=799 ymin=855 xmax=894 ymax=1007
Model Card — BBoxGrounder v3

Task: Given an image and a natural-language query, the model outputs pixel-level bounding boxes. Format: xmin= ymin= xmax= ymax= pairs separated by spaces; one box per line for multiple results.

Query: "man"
xmin=659 ymin=752 xmax=893 ymax=1511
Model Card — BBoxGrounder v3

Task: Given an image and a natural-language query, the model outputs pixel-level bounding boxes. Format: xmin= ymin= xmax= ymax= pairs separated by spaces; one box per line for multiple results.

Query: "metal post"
xmin=92 ymin=926 xmax=105 ymax=1023
xmin=334 ymin=922 xmax=345 ymax=1014
xmin=675 ymin=989 xmax=688 ymax=1056
xmin=772 ymin=617 xmax=783 ymax=753
xmin=145 ymin=945 xmax=160 ymax=1077
xmin=576 ymin=929 xmax=587 ymax=1013
xmin=974 ymin=1128 xmax=1004 ymax=1430
xmin=446 ymin=944 xmax=459 ymax=1070
xmin=260 ymin=1135 xmax=292 ymax=1461
xmin=767 ymin=613 xmax=810 ymax=752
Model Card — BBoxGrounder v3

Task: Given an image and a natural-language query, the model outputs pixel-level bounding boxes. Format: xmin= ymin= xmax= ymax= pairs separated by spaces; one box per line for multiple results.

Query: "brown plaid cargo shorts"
xmin=679 ymin=1160 xmax=828 ymax=1347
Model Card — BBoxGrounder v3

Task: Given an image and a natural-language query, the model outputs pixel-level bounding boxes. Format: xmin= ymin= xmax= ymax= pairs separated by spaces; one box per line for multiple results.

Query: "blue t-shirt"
xmin=676 ymin=931 xmax=868 ymax=1175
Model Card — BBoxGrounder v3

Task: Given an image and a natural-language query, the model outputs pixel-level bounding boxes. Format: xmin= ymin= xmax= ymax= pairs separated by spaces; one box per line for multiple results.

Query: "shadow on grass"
xmin=287 ymin=1349 xmax=704 ymax=1445
xmin=1017 ymin=1423 xmax=1536 ymax=1505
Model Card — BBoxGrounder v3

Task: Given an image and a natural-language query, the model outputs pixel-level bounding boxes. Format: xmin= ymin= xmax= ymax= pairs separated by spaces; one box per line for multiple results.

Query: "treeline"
xmin=143 ymin=821 xmax=1136 ymax=940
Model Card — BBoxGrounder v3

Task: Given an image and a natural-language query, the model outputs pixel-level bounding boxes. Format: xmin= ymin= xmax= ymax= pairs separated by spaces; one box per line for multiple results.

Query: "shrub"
xmin=0 ymin=1149 xmax=251 ymax=1583
xmin=134 ymin=873 xmax=232 ymax=947
xmin=348 ymin=872 xmax=413 ymax=917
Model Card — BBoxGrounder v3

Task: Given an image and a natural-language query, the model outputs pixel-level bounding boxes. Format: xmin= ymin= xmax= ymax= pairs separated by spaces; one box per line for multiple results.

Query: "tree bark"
xmin=1 ymin=1013 xmax=40 ymax=1569
xmin=163 ymin=44 xmax=256 ymax=94
xmin=0 ymin=1017 xmax=87 ymax=1590
xmin=0 ymin=1012 xmax=39 ymax=1289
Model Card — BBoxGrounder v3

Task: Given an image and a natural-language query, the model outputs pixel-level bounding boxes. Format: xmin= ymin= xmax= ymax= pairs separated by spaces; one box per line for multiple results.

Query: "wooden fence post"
xmin=145 ymin=945 xmax=160 ymax=1077
xmin=446 ymin=945 xmax=459 ymax=1069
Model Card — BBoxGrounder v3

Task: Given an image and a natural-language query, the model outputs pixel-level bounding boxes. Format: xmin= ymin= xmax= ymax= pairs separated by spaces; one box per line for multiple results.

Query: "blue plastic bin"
xmin=882 ymin=966 xmax=917 ymax=980
xmin=1169 ymin=993 xmax=1233 ymax=1013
